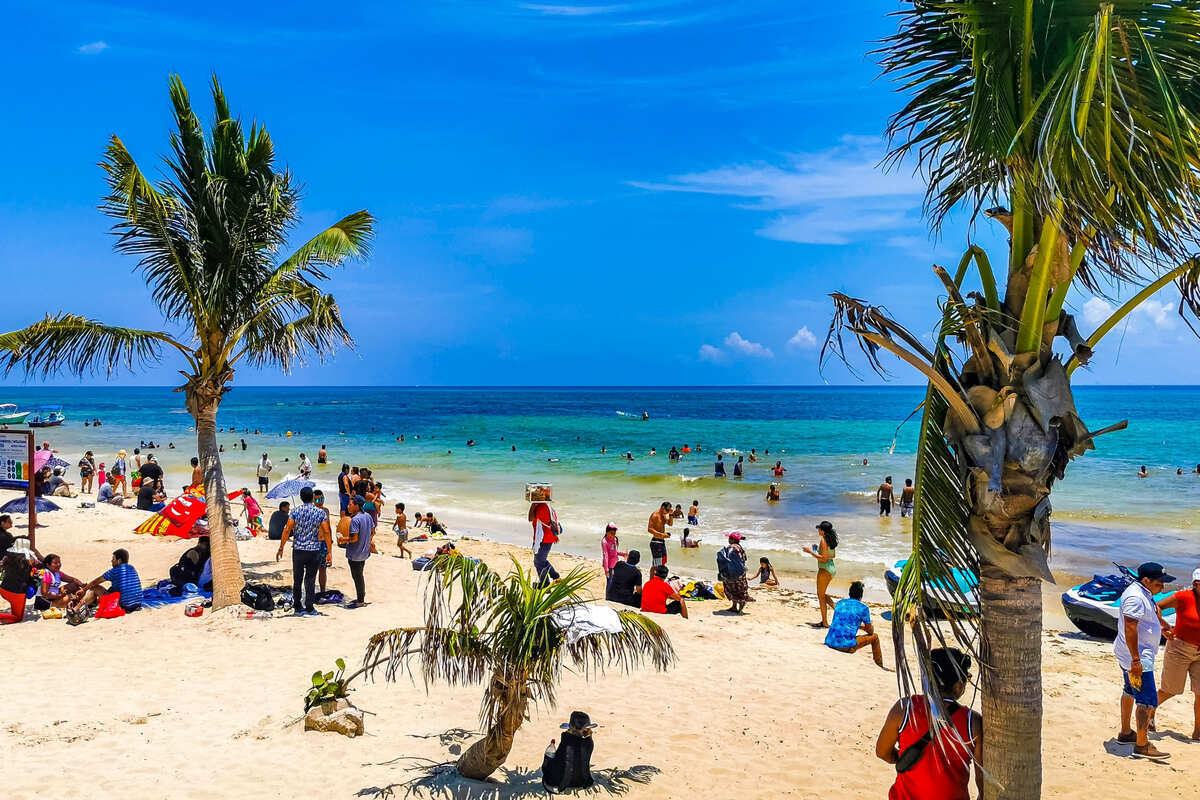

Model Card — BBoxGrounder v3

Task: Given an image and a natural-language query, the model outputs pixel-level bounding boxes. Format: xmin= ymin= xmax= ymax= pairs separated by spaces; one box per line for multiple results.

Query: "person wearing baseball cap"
xmin=1155 ymin=566 xmax=1200 ymax=740
xmin=600 ymin=523 xmax=625 ymax=582
xmin=1114 ymin=561 xmax=1176 ymax=759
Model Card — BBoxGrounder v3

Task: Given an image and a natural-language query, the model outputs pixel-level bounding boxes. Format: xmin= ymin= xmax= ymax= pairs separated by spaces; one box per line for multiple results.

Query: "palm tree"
xmin=0 ymin=75 xmax=373 ymax=610
xmin=826 ymin=3 xmax=1200 ymax=798
xmin=363 ymin=556 xmax=676 ymax=781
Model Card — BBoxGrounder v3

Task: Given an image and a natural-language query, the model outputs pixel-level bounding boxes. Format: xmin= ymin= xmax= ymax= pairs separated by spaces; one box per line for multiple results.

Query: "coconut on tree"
xmin=825 ymin=2 xmax=1200 ymax=798
xmin=0 ymin=75 xmax=374 ymax=609
xmin=363 ymin=556 xmax=675 ymax=781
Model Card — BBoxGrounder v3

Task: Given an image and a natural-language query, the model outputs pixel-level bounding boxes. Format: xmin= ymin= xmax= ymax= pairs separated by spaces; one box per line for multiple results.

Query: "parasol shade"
xmin=0 ymin=496 xmax=61 ymax=514
xmin=266 ymin=477 xmax=315 ymax=499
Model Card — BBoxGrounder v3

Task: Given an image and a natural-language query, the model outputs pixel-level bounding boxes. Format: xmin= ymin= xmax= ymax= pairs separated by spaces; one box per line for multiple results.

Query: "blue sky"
xmin=2 ymin=0 xmax=1197 ymax=386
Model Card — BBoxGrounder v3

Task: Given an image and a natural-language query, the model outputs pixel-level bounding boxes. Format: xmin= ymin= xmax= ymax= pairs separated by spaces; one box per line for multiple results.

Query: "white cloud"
xmin=698 ymin=344 xmax=724 ymax=362
xmin=788 ymin=326 xmax=818 ymax=349
xmin=519 ymin=3 xmax=626 ymax=15
xmin=632 ymin=136 xmax=922 ymax=245
xmin=724 ymin=331 xmax=773 ymax=358
xmin=1082 ymin=297 xmax=1113 ymax=326
xmin=78 ymin=41 xmax=108 ymax=55
xmin=1080 ymin=296 xmax=1176 ymax=333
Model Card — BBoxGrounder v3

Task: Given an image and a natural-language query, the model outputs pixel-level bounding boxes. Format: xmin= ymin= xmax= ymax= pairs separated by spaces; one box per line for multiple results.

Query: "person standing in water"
xmin=877 ymin=476 xmax=895 ymax=516
xmin=733 ymin=455 xmax=744 ymax=478
xmin=805 ymin=521 xmax=838 ymax=627
xmin=899 ymin=479 xmax=915 ymax=517
xmin=687 ymin=500 xmax=699 ymax=526
xmin=714 ymin=453 xmax=726 ymax=478
xmin=317 ymin=445 xmax=327 ymax=465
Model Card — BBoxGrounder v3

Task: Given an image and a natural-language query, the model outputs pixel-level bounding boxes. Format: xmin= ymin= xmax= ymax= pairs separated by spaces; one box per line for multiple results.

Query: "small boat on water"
xmin=0 ymin=404 xmax=29 ymax=427
xmin=1062 ymin=564 xmax=1176 ymax=641
xmin=26 ymin=405 xmax=67 ymax=428
xmin=884 ymin=558 xmax=980 ymax=618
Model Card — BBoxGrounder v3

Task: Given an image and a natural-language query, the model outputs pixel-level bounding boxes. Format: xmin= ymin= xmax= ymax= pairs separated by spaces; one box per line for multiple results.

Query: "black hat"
xmin=1137 ymin=562 xmax=1176 ymax=583
xmin=562 ymin=711 xmax=597 ymax=730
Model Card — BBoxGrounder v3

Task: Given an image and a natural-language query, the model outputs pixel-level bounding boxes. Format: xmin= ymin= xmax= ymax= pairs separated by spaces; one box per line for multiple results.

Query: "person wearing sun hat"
xmin=542 ymin=710 xmax=596 ymax=791
xmin=111 ymin=449 xmax=129 ymax=497
xmin=1114 ymin=561 xmax=1176 ymax=760
xmin=1155 ymin=566 xmax=1200 ymax=740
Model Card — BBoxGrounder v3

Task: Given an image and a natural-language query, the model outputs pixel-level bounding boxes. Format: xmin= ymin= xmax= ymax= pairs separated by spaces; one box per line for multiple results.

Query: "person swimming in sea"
xmin=1138 ymin=465 xmax=1150 ymax=478
xmin=766 ymin=483 xmax=780 ymax=502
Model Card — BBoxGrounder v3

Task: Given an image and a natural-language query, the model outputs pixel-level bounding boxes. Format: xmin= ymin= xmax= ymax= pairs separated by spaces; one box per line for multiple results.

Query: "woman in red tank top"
xmin=1156 ymin=572 xmax=1200 ymax=739
xmin=877 ymin=648 xmax=982 ymax=800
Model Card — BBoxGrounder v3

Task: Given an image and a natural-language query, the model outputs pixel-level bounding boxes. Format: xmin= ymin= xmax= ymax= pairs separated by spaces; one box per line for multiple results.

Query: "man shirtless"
xmin=877 ymin=476 xmax=895 ymax=516
xmin=647 ymin=501 xmax=674 ymax=569
xmin=899 ymin=479 xmax=915 ymax=517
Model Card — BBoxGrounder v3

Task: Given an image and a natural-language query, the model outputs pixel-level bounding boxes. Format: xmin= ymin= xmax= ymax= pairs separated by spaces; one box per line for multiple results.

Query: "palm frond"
xmin=274 ymin=210 xmax=375 ymax=283
xmin=232 ymin=286 xmax=352 ymax=372
xmin=0 ymin=314 xmax=190 ymax=378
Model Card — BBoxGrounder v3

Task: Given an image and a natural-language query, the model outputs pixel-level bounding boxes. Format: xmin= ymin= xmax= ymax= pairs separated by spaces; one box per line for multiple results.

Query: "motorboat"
xmin=26 ymin=405 xmax=66 ymax=427
xmin=0 ymin=404 xmax=29 ymax=427
xmin=1061 ymin=564 xmax=1176 ymax=640
xmin=884 ymin=558 xmax=980 ymax=618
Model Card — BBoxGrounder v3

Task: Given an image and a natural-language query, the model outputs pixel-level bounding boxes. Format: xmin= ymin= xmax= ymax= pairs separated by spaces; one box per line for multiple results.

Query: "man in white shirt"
xmin=1114 ymin=562 xmax=1176 ymax=760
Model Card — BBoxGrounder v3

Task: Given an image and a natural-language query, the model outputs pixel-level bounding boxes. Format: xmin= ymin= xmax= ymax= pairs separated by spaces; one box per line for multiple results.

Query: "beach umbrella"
xmin=266 ymin=477 xmax=314 ymax=499
xmin=45 ymin=456 xmax=71 ymax=470
xmin=133 ymin=492 xmax=207 ymax=539
xmin=0 ymin=496 xmax=61 ymax=514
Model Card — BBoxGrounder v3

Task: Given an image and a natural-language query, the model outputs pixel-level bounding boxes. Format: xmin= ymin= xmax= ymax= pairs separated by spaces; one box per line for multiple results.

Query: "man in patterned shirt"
xmin=276 ymin=486 xmax=332 ymax=616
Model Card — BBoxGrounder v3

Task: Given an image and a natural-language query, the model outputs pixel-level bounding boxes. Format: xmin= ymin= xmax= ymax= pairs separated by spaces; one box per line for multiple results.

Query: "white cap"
xmin=1193 ymin=567 xmax=1200 ymax=583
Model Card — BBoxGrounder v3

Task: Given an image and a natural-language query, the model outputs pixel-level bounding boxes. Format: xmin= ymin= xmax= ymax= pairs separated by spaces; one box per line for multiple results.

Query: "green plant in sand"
xmin=363 ymin=556 xmax=675 ymax=781
xmin=826 ymin=3 xmax=1200 ymax=798
xmin=0 ymin=75 xmax=373 ymax=610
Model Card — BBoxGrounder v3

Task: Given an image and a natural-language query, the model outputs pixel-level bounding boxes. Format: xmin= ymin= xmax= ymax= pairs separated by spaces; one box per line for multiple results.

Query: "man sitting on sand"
xmin=824 ymin=581 xmax=884 ymax=668
xmin=69 ymin=549 xmax=144 ymax=615
xmin=641 ymin=565 xmax=688 ymax=618
xmin=97 ymin=474 xmax=127 ymax=507
xmin=48 ymin=468 xmax=76 ymax=497
xmin=606 ymin=550 xmax=643 ymax=608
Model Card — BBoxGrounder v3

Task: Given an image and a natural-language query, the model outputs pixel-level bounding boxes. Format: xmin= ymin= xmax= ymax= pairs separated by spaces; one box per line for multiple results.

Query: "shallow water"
xmin=6 ymin=385 xmax=1199 ymax=577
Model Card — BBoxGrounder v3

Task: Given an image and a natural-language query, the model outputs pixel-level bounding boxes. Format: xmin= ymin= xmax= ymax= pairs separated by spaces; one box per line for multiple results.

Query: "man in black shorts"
xmin=877 ymin=476 xmax=894 ymax=516
xmin=647 ymin=501 xmax=673 ymax=568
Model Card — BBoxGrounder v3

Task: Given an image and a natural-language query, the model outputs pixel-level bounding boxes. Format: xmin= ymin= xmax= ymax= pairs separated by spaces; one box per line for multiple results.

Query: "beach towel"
xmin=550 ymin=603 xmax=624 ymax=645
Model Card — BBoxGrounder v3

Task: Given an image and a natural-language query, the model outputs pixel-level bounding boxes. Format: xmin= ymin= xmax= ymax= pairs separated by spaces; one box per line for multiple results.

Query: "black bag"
xmin=412 ymin=556 xmax=434 ymax=571
xmin=240 ymin=583 xmax=275 ymax=612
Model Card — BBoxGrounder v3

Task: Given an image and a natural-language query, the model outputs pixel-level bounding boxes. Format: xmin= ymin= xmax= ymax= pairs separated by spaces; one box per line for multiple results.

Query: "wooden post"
xmin=27 ymin=433 xmax=35 ymax=548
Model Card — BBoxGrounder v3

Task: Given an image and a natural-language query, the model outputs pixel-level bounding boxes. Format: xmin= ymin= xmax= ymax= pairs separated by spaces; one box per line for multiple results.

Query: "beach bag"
xmin=315 ymin=590 xmax=344 ymax=605
xmin=95 ymin=592 xmax=126 ymax=619
xmin=716 ymin=546 xmax=745 ymax=579
xmin=240 ymin=583 xmax=275 ymax=612
xmin=412 ymin=556 xmax=434 ymax=571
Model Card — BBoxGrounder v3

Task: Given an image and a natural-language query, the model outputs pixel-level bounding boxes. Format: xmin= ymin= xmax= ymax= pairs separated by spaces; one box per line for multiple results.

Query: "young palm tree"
xmin=0 ymin=75 xmax=373 ymax=610
xmin=827 ymin=3 xmax=1200 ymax=798
xmin=363 ymin=556 xmax=676 ymax=781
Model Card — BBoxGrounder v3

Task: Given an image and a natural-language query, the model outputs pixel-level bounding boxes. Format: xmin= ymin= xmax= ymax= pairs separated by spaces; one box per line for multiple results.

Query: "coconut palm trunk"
xmin=190 ymin=388 xmax=245 ymax=608
xmin=455 ymin=670 xmax=531 ymax=780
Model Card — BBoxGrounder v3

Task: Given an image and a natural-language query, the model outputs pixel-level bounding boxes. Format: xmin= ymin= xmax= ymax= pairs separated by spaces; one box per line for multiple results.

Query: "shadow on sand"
xmin=357 ymin=762 xmax=661 ymax=799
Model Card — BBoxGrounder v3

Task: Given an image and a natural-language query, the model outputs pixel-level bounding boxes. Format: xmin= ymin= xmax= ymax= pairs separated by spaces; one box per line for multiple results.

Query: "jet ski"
xmin=1061 ymin=563 xmax=1176 ymax=641
xmin=884 ymin=559 xmax=980 ymax=618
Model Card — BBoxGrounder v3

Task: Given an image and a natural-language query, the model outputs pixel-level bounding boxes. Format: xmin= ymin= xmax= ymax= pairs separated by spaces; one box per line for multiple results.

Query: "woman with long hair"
xmin=805 ymin=520 xmax=838 ymax=627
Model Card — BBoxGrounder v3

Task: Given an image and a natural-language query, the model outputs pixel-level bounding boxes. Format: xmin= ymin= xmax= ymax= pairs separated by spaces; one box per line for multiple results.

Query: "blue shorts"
xmin=687 ymin=516 xmax=698 ymax=526
xmin=339 ymin=492 xmax=350 ymax=513
xmin=1122 ymin=667 xmax=1159 ymax=708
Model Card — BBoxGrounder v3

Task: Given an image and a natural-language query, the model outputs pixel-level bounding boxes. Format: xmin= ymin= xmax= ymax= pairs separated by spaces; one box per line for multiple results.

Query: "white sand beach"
xmin=3 ymin=492 xmax=1199 ymax=799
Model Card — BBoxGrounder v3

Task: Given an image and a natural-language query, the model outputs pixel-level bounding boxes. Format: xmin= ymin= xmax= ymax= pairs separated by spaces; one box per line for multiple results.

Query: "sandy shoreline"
xmin=3 ymin=488 xmax=1199 ymax=798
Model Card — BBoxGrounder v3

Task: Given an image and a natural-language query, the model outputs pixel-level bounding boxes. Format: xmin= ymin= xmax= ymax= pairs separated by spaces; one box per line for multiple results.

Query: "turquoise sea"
xmin=4 ymin=386 xmax=1199 ymax=580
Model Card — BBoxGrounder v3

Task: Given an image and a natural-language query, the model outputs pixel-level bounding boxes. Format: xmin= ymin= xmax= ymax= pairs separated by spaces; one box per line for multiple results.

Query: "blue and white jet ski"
xmin=1061 ymin=563 xmax=1176 ymax=641
xmin=884 ymin=559 xmax=980 ymax=618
